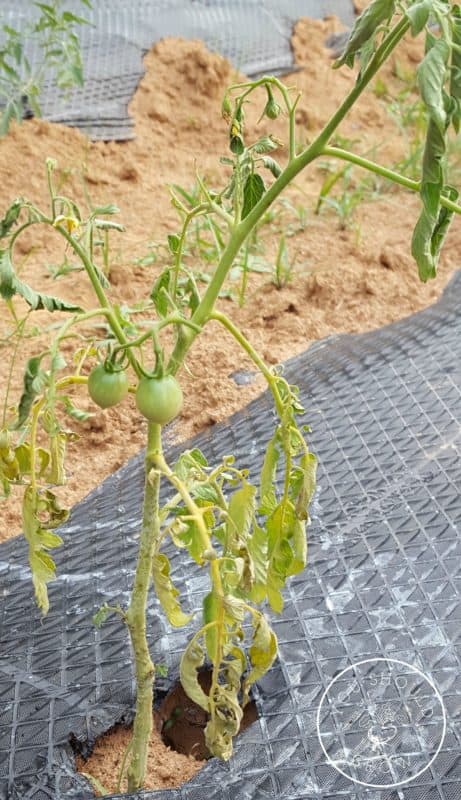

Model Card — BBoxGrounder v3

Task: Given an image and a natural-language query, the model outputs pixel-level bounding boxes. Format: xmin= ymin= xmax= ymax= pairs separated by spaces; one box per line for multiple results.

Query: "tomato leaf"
xmin=416 ymin=39 xmax=450 ymax=134
xmin=0 ymin=198 xmax=23 ymax=238
xmin=224 ymin=480 xmax=256 ymax=551
xmin=22 ymin=486 xmax=67 ymax=614
xmin=334 ymin=0 xmax=395 ymax=69
xmin=294 ymin=452 xmax=317 ymax=520
xmin=15 ymin=355 xmax=47 ymax=429
xmin=450 ymin=5 xmax=461 ymax=133
xmin=259 ymin=432 xmax=279 ymax=515
xmin=405 ymin=0 xmax=431 ymax=36
xmin=153 ymin=553 xmax=192 ymax=627
xmin=0 ymin=248 xmax=82 ymax=311
xmin=262 ymin=156 xmax=282 ymax=179
xmin=180 ymin=634 xmax=209 ymax=711
xmin=242 ymin=173 xmax=265 ymax=219
xmin=242 ymin=613 xmax=277 ymax=705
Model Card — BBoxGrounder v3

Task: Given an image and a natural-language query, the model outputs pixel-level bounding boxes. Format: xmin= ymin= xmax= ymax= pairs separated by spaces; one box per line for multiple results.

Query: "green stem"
xmin=125 ymin=422 xmax=162 ymax=792
xmin=55 ymin=226 xmax=142 ymax=378
xmin=167 ymin=14 xmax=411 ymax=375
xmin=322 ymin=146 xmax=461 ymax=215
xmin=210 ymin=311 xmax=283 ymax=416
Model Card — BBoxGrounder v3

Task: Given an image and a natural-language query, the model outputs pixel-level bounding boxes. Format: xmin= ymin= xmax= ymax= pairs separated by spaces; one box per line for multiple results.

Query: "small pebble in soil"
xmin=230 ymin=370 xmax=257 ymax=386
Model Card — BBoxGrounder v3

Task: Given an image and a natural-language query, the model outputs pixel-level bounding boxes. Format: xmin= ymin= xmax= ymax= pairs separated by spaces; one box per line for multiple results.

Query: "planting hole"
xmin=158 ymin=669 xmax=258 ymax=760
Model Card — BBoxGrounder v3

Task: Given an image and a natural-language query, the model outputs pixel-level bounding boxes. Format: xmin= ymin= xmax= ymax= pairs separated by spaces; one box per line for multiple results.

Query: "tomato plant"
xmin=1 ymin=0 xmax=461 ymax=793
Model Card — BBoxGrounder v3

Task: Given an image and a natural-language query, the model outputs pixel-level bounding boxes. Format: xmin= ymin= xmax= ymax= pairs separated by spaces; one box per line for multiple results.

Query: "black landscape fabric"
xmin=1 ymin=272 xmax=461 ymax=799
xmin=0 ymin=0 xmax=355 ymax=140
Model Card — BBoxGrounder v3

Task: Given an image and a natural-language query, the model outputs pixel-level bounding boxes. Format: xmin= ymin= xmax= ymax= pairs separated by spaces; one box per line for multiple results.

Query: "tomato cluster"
xmin=88 ymin=365 xmax=183 ymax=426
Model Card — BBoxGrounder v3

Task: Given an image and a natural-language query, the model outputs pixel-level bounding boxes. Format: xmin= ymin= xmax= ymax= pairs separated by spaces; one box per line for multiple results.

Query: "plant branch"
xmin=322 ymin=146 xmax=461 ymax=215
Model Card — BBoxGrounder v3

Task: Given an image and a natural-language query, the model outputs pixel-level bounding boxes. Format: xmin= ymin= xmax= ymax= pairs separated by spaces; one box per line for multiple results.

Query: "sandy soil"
xmin=1 ymin=17 xmax=461 ymax=791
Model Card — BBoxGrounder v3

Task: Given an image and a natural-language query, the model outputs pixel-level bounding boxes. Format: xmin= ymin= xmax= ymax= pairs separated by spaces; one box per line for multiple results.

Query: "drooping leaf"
xmin=405 ymin=0 xmax=431 ymax=36
xmin=15 ymin=443 xmax=50 ymax=477
xmin=262 ymin=156 xmax=282 ymax=179
xmin=180 ymin=634 xmax=209 ymax=711
xmin=0 ymin=198 xmax=23 ymax=238
xmin=251 ymin=135 xmax=280 ymax=155
xmin=334 ymin=0 xmax=395 ymax=69
xmin=259 ymin=432 xmax=279 ymax=515
xmin=450 ymin=5 xmax=461 ymax=133
xmin=294 ymin=452 xmax=317 ymax=520
xmin=242 ymin=173 xmax=266 ymax=219
xmin=150 ymin=268 xmax=172 ymax=318
xmin=15 ymin=355 xmax=46 ymax=429
xmin=167 ymin=234 xmax=180 ymax=254
xmin=0 ymin=248 xmax=82 ymax=312
xmin=247 ymin=524 xmax=269 ymax=603
xmin=205 ymin=680 xmax=243 ymax=761
xmin=224 ymin=480 xmax=256 ymax=552
xmin=22 ymin=486 xmax=67 ymax=614
xmin=242 ymin=613 xmax=277 ymax=705
xmin=153 ymin=553 xmax=192 ymax=627
xmin=411 ymin=184 xmax=459 ymax=280
xmin=60 ymin=395 xmax=92 ymax=422
xmin=416 ymin=39 xmax=450 ymax=134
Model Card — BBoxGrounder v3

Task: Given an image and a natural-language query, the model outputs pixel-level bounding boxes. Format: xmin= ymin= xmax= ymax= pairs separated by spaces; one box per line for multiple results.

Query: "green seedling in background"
xmin=0 ymin=0 xmax=90 ymax=135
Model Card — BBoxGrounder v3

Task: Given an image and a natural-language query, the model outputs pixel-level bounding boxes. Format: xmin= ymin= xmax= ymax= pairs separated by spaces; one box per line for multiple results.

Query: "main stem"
xmin=125 ymin=422 xmax=162 ymax=792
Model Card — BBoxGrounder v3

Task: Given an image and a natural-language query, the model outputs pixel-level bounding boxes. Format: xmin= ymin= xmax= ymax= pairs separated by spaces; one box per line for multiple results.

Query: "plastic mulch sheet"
xmin=0 ymin=0 xmax=355 ymax=140
xmin=1 ymin=272 xmax=461 ymax=799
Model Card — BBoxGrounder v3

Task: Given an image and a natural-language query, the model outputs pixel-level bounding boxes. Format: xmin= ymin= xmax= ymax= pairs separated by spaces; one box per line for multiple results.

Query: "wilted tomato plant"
xmin=1 ymin=0 xmax=461 ymax=792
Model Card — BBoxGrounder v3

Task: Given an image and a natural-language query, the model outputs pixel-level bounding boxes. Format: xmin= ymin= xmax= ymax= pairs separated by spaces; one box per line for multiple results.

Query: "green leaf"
xmin=48 ymin=432 xmax=68 ymax=485
xmin=405 ymin=0 xmax=431 ymax=36
xmin=15 ymin=355 xmax=46 ymax=429
xmin=450 ymin=5 xmax=461 ymax=133
xmin=0 ymin=249 xmax=82 ymax=312
xmin=167 ymin=234 xmax=180 ymax=254
xmin=15 ymin=443 xmax=50 ymax=477
xmin=334 ymin=0 xmax=395 ymax=69
xmin=0 ymin=198 xmax=23 ymax=238
xmin=22 ymin=486 xmax=67 ymax=614
xmin=417 ymin=39 xmax=450 ymax=134
xmin=175 ymin=516 xmax=206 ymax=564
xmin=262 ymin=156 xmax=282 ymax=179
xmin=242 ymin=613 xmax=277 ymax=705
xmin=93 ymin=604 xmax=110 ymax=628
xmin=411 ymin=184 xmax=459 ymax=280
xmin=180 ymin=635 xmax=209 ymax=711
xmin=294 ymin=452 xmax=317 ymax=520
xmin=259 ymin=433 xmax=279 ymax=515
xmin=247 ymin=524 xmax=269 ymax=603
xmin=251 ymin=135 xmax=279 ymax=155
xmin=242 ymin=173 xmax=265 ymax=219
xmin=152 ymin=553 xmax=192 ymax=627
xmin=225 ymin=480 xmax=256 ymax=551
xmin=150 ymin=268 xmax=172 ymax=318
xmin=92 ymin=203 xmax=119 ymax=216
xmin=61 ymin=395 xmax=91 ymax=422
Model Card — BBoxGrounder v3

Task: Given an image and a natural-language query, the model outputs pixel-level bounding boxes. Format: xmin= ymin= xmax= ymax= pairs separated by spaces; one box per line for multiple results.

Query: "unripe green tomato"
xmin=88 ymin=365 xmax=129 ymax=409
xmin=135 ymin=375 xmax=183 ymax=425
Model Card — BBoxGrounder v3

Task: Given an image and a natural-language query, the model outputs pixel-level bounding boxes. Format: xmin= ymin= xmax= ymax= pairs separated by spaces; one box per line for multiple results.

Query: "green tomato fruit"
xmin=88 ymin=365 xmax=129 ymax=409
xmin=135 ymin=375 xmax=183 ymax=425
